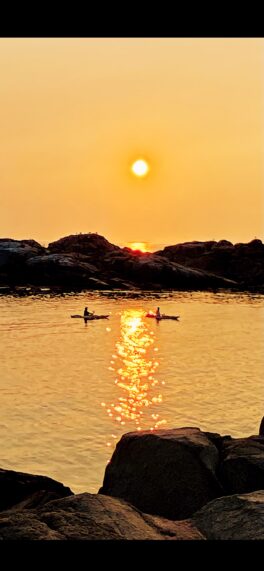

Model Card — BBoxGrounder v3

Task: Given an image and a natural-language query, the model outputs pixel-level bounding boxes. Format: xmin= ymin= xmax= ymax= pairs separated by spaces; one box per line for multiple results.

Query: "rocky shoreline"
xmin=1 ymin=233 xmax=264 ymax=293
xmin=1 ymin=423 xmax=264 ymax=540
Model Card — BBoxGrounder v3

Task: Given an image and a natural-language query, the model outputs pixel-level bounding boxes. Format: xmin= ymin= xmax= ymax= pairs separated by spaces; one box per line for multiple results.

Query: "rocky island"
xmin=0 ymin=233 xmax=263 ymax=295
xmin=1 ymin=423 xmax=264 ymax=540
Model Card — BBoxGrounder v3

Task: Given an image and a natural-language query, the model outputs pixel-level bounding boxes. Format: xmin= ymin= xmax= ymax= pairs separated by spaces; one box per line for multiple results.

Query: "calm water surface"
xmin=0 ymin=291 xmax=263 ymax=493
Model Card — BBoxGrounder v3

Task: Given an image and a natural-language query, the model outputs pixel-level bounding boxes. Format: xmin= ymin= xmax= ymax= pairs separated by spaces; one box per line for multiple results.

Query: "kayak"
xmin=146 ymin=313 xmax=179 ymax=321
xmin=71 ymin=314 xmax=109 ymax=320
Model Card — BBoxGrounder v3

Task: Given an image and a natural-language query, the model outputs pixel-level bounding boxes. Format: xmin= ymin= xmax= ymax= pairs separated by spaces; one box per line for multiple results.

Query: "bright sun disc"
xmin=131 ymin=159 xmax=149 ymax=177
xmin=129 ymin=242 xmax=149 ymax=253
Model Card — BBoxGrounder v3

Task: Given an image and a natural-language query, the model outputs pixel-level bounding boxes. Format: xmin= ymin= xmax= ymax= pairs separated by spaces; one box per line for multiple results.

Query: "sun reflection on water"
xmin=103 ymin=310 xmax=166 ymax=445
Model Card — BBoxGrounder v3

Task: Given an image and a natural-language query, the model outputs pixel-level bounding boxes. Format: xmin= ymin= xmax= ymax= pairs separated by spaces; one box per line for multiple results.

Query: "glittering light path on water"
xmin=102 ymin=310 xmax=166 ymax=443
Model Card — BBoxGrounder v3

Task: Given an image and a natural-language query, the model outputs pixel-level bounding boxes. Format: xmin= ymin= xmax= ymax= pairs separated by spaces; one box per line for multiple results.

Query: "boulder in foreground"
xmin=0 ymin=468 xmax=73 ymax=512
xmin=0 ymin=493 xmax=204 ymax=540
xmin=219 ymin=436 xmax=264 ymax=494
xmin=99 ymin=427 xmax=224 ymax=520
xmin=1 ymin=489 xmax=264 ymax=540
xmin=193 ymin=490 xmax=264 ymax=540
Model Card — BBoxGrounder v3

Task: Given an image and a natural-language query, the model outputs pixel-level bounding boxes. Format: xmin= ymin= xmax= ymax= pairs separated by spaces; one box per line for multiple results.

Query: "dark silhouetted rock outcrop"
xmin=100 ymin=426 xmax=264 ymax=524
xmin=48 ymin=234 xmax=236 ymax=290
xmin=1 ymin=233 xmax=263 ymax=290
xmin=193 ymin=490 xmax=264 ymax=540
xmin=0 ymin=493 xmax=204 ymax=540
xmin=0 ymin=239 xmax=44 ymax=266
xmin=99 ymin=427 xmax=224 ymax=520
xmin=156 ymin=239 xmax=264 ymax=287
xmin=0 ymin=468 xmax=73 ymax=512
xmin=219 ymin=436 xmax=264 ymax=494
xmin=0 ymin=233 xmax=239 ymax=291
xmin=102 ymin=250 xmax=236 ymax=290
xmin=48 ymin=233 xmax=120 ymax=255
xmin=1 ymin=422 xmax=264 ymax=539
xmin=0 ymin=239 xmax=45 ymax=285
xmin=26 ymin=253 xmax=100 ymax=287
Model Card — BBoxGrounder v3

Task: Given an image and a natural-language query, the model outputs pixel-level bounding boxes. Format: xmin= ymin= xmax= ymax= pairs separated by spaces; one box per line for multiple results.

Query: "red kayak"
xmin=146 ymin=313 xmax=179 ymax=321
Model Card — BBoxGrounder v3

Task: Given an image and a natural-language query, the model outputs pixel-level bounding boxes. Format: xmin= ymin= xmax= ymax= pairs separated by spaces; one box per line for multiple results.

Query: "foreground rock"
xmin=193 ymin=491 xmax=264 ymax=540
xmin=0 ymin=468 xmax=73 ymax=511
xmin=1 ymin=488 xmax=264 ymax=540
xmin=1 ymin=424 xmax=264 ymax=539
xmin=220 ymin=436 xmax=264 ymax=494
xmin=99 ymin=428 xmax=224 ymax=520
xmin=0 ymin=493 xmax=205 ymax=540
xmin=100 ymin=427 xmax=264 ymax=523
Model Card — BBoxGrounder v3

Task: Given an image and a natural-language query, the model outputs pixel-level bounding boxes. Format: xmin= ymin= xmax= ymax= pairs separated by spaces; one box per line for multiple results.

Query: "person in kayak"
xmin=156 ymin=307 xmax=161 ymax=318
xmin=84 ymin=307 xmax=93 ymax=317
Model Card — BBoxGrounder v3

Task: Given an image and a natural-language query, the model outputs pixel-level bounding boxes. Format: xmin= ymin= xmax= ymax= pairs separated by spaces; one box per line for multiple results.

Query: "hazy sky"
xmin=0 ymin=38 xmax=263 ymax=247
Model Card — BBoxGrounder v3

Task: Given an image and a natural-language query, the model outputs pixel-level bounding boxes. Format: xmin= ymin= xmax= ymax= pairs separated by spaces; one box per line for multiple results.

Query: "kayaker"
xmin=84 ymin=307 xmax=89 ymax=317
xmin=156 ymin=307 xmax=161 ymax=318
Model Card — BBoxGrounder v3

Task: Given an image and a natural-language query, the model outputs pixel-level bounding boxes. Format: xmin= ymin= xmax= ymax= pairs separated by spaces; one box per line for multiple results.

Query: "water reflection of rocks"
xmin=102 ymin=310 xmax=166 ymax=446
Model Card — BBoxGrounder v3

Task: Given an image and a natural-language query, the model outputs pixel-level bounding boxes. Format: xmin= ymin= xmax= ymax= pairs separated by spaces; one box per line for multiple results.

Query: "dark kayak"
xmin=71 ymin=314 xmax=109 ymax=320
xmin=146 ymin=313 xmax=179 ymax=321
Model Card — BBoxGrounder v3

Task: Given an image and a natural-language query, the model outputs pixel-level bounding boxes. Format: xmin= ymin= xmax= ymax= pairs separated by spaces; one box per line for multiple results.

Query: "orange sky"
xmin=0 ymin=38 xmax=263 ymax=247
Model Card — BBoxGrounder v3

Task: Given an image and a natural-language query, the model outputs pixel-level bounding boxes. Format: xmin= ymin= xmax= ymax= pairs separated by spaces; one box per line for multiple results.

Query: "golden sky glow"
xmin=0 ymin=38 xmax=263 ymax=246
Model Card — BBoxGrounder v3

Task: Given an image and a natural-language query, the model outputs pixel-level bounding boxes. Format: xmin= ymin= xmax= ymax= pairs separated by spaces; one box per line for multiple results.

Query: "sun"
xmin=131 ymin=159 xmax=149 ymax=178
xmin=128 ymin=242 xmax=149 ymax=253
